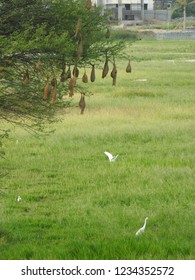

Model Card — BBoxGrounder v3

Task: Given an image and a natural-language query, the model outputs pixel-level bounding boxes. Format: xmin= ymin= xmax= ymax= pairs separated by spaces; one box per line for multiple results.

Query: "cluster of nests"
xmin=22 ymin=59 xmax=132 ymax=115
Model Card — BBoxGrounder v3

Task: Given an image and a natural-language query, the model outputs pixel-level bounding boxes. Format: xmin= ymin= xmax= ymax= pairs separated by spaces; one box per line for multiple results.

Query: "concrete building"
xmin=94 ymin=0 xmax=153 ymax=21
xmin=93 ymin=0 xmax=170 ymax=23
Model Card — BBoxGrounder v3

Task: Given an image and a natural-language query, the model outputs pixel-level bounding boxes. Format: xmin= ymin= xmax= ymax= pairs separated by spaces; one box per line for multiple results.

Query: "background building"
xmin=95 ymin=0 xmax=153 ymax=21
xmin=93 ymin=0 xmax=170 ymax=23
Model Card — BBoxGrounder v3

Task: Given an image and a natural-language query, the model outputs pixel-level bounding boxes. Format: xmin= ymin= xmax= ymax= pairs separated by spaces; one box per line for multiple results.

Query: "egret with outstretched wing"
xmin=104 ymin=151 xmax=119 ymax=162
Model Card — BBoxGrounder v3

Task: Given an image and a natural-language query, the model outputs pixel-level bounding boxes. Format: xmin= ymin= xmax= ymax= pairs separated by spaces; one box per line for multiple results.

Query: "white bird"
xmin=135 ymin=217 xmax=148 ymax=236
xmin=104 ymin=151 xmax=119 ymax=162
xmin=17 ymin=196 xmax=22 ymax=202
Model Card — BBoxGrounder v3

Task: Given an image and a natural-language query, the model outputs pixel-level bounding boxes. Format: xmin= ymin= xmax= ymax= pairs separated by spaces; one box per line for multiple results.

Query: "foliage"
xmin=0 ymin=0 xmax=127 ymax=131
xmin=0 ymin=0 xmax=130 ymax=158
xmin=110 ymin=30 xmax=139 ymax=41
xmin=172 ymin=0 xmax=195 ymax=18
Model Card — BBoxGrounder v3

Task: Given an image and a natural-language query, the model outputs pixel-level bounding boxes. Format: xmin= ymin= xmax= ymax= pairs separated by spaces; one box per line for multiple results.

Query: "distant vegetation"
xmin=110 ymin=30 xmax=140 ymax=41
xmin=172 ymin=0 xmax=195 ymax=19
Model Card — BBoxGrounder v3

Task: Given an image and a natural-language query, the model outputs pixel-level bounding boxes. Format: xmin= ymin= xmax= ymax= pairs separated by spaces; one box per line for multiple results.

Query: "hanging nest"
xmin=66 ymin=65 xmax=71 ymax=79
xmin=35 ymin=61 xmax=42 ymax=70
xmin=60 ymin=67 xmax=67 ymax=82
xmin=72 ymin=65 xmax=79 ymax=78
xmin=51 ymin=77 xmax=56 ymax=87
xmin=75 ymin=18 xmax=82 ymax=38
xmin=23 ymin=69 xmax=29 ymax=85
xmin=79 ymin=93 xmax=86 ymax=114
xmin=68 ymin=75 xmax=77 ymax=97
xmin=102 ymin=59 xmax=109 ymax=78
xmin=85 ymin=0 xmax=92 ymax=10
xmin=90 ymin=65 xmax=95 ymax=82
xmin=82 ymin=70 xmax=88 ymax=83
xmin=43 ymin=80 xmax=51 ymax=100
xmin=51 ymin=78 xmax=57 ymax=104
xmin=105 ymin=28 xmax=110 ymax=39
xmin=77 ymin=38 xmax=83 ymax=60
xmin=110 ymin=63 xmax=117 ymax=86
xmin=126 ymin=60 xmax=132 ymax=73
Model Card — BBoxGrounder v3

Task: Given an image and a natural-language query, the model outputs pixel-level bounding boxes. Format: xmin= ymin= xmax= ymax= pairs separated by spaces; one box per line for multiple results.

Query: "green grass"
xmin=0 ymin=39 xmax=195 ymax=260
xmin=127 ymin=39 xmax=195 ymax=61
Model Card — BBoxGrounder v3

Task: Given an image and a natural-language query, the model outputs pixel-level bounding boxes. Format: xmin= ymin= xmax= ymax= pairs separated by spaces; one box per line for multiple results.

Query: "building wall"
xmin=94 ymin=0 xmax=170 ymax=22
xmin=144 ymin=10 xmax=170 ymax=21
xmin=95 ymin=0 xmax=153 ymax=10
xmin=156 ymin=30 xmax=195 ymax=40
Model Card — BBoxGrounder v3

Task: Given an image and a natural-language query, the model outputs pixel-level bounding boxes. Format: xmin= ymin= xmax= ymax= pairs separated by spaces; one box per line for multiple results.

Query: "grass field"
xmin=0 ymin=39 xmax=195 ymax=260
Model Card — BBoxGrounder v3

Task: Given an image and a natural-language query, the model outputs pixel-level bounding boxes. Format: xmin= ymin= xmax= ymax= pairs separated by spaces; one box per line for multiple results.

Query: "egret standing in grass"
xmin=104 ymin=151 xmax=119 ymax=162
xmin=135 ymin=217 xmax=148 ymax=236
xmin=17 ymin=196 xmax=22 ymax=202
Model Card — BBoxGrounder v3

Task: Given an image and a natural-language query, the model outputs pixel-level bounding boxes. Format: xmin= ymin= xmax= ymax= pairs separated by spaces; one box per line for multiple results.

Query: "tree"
xmin=0 ymin=0 xmax=126 ymax=155
xmin=172 ymin=0 xmax=195 ymax=29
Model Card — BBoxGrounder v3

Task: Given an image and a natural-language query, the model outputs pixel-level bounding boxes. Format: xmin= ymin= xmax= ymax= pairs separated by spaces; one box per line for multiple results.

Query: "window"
xmin=125 ymin=4 xmax=130 ymax=10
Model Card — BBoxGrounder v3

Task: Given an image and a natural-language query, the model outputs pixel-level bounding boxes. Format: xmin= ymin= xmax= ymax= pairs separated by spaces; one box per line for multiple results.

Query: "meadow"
xmin=0 ymin=39 xmax=195 ymax=260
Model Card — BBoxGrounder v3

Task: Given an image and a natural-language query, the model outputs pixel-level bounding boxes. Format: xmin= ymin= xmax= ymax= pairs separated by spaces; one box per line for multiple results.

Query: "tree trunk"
xmin=183 ymin=5 xmax=186 ymax=30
